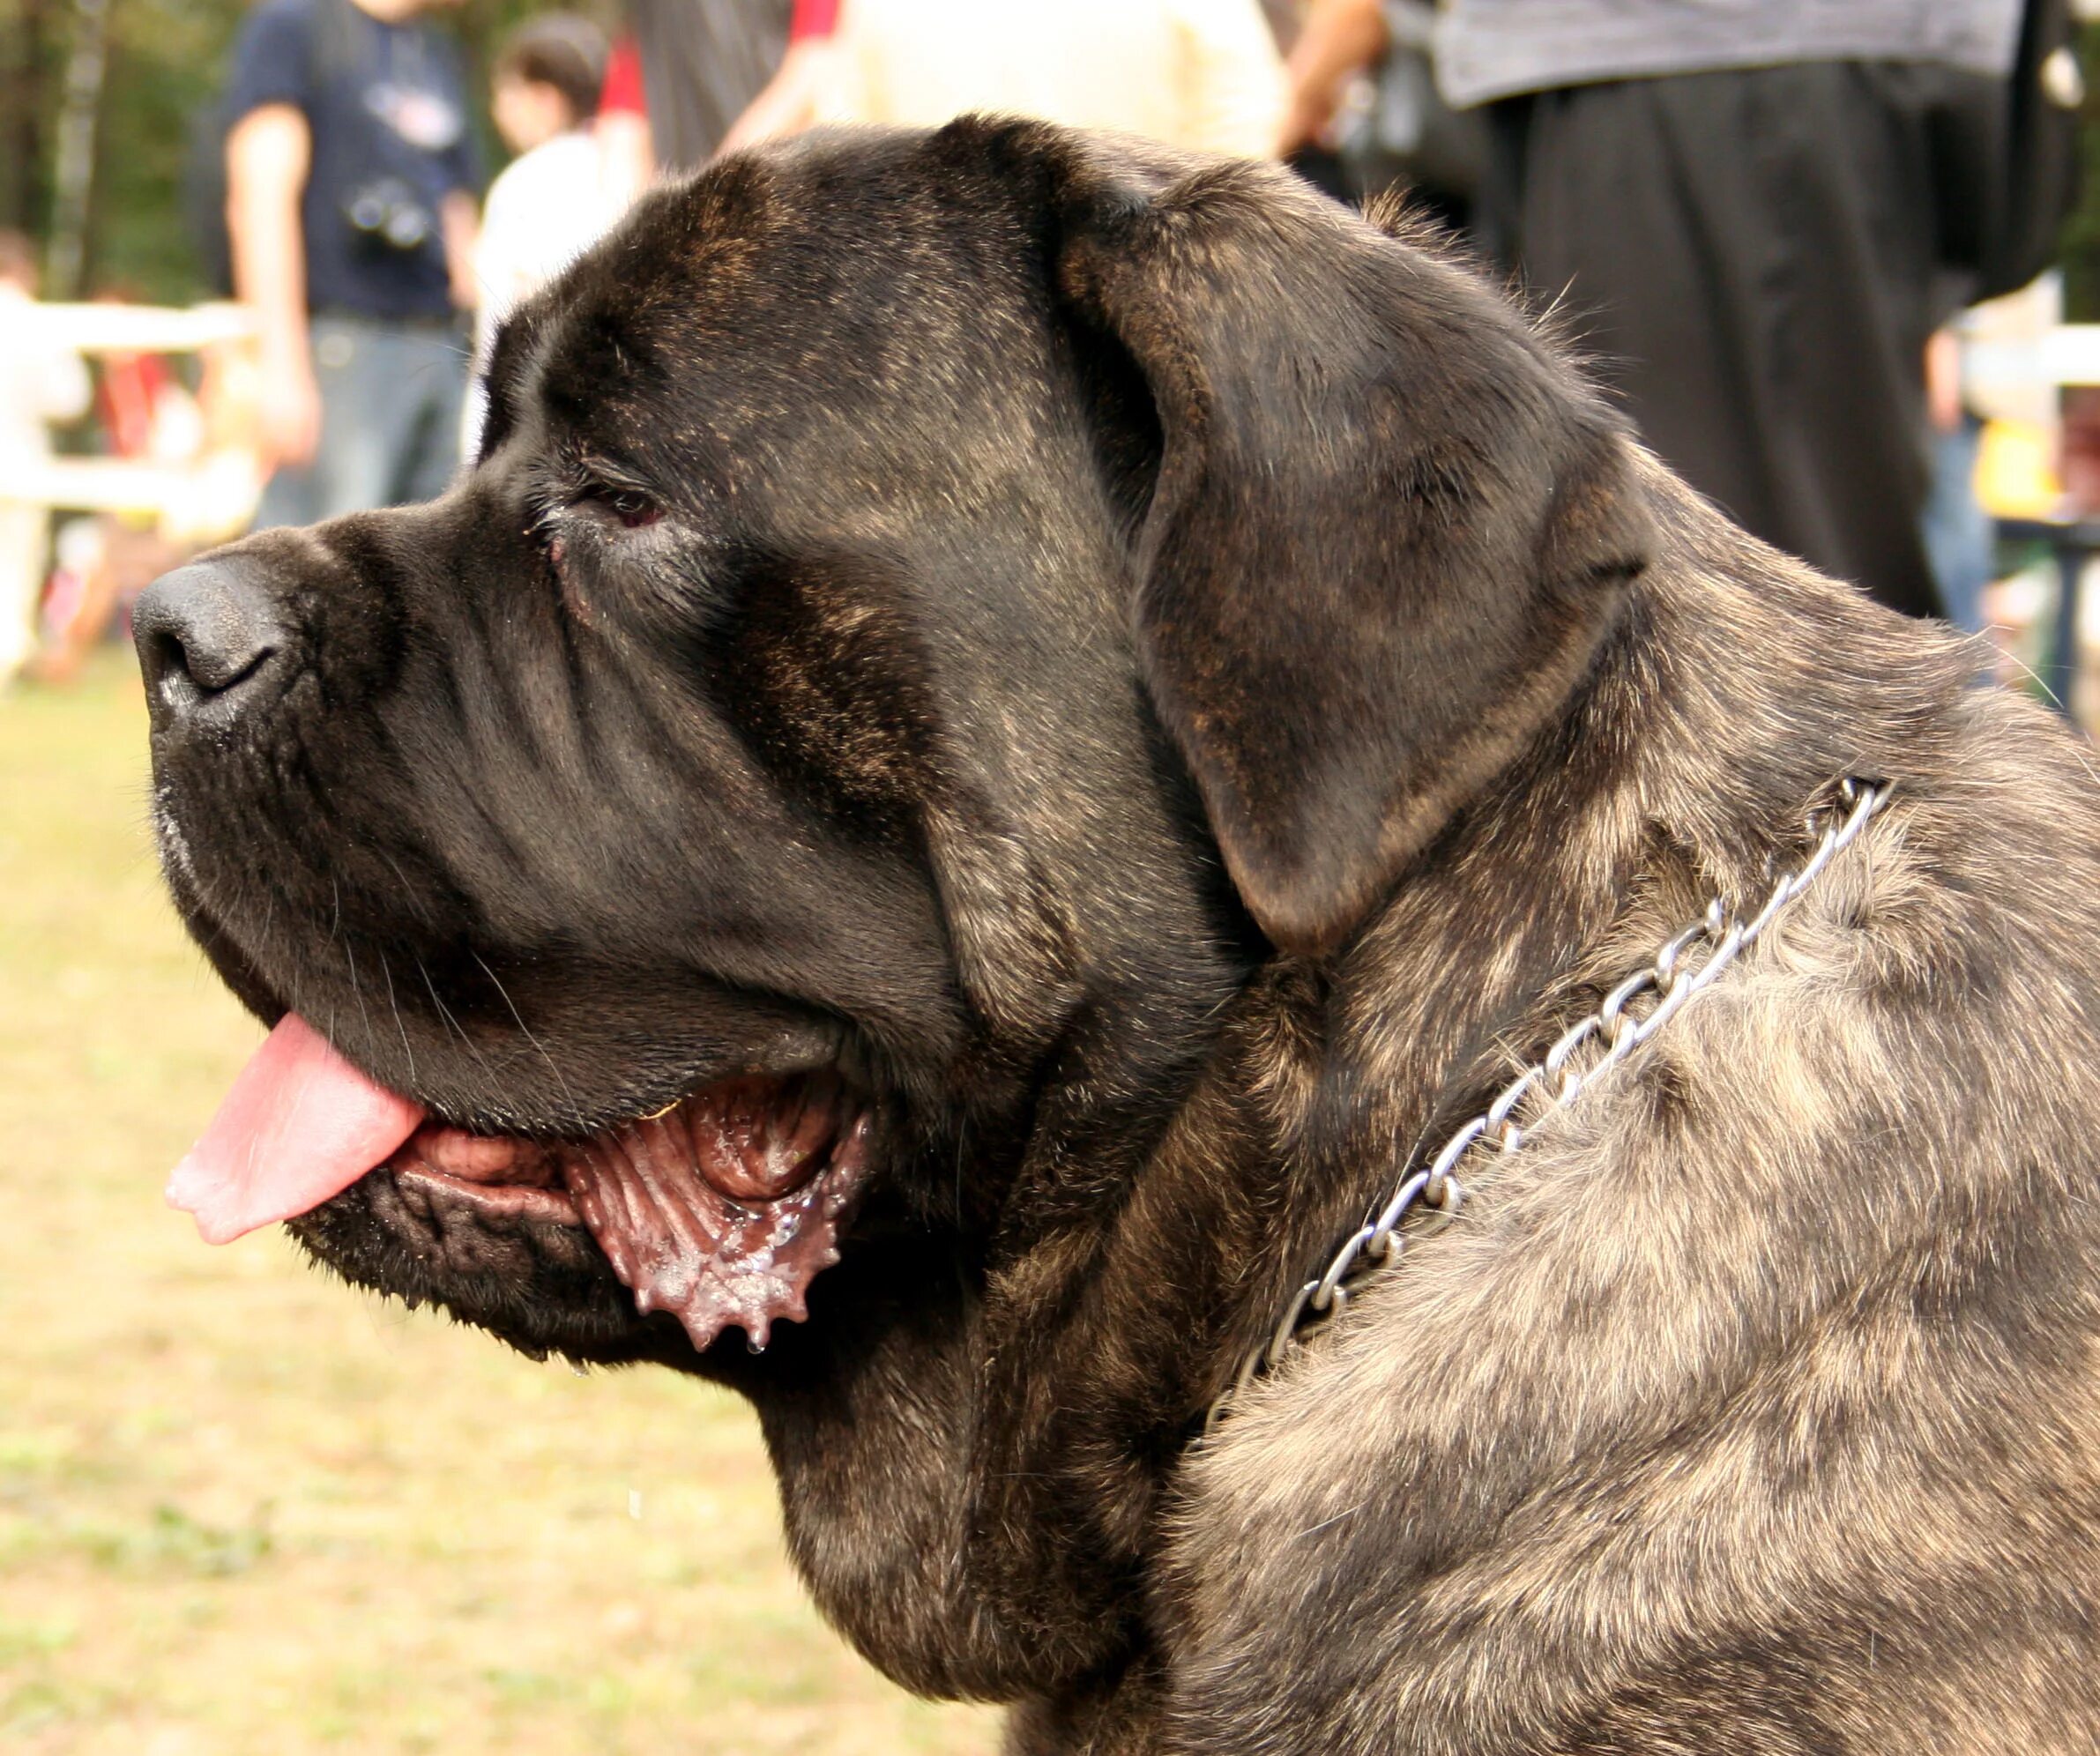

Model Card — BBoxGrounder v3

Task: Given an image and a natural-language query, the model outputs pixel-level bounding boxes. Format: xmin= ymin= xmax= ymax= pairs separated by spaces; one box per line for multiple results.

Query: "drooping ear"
xmin=1021 ymin=130 xmax=1653 ymax=955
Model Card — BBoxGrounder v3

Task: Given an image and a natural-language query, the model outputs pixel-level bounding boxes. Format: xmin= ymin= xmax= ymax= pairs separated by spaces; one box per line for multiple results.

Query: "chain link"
xmin=1203 ymin=777 xmax=1893 ymax=1437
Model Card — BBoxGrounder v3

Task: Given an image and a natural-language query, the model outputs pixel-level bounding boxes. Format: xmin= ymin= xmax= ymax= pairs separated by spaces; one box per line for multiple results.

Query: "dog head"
xmin=138 ymin=121 xmax=1649 ymax=1375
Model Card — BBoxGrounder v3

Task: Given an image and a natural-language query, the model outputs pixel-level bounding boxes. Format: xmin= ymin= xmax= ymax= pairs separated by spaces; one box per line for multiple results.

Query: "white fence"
xmin=1969 ymin=324 xmax=2100 ymax=411
xmin=4 ymin=301 xmax=255 ymax=519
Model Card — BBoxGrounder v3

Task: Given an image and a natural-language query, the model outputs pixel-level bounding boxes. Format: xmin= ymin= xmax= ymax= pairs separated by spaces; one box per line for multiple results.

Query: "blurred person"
xmin=1278 ymin=0 xmax=1483 ymax=227
xmin=1280 ymin=0 xmax=2036 ymax=619
xmin=593 ymin=32 xmax=656 ymax=197
xmin=1259 ymin=0 xmax=1303 ymax=50
xmin=1277 ymin=0 xmax=1389 ymax=155
xmin=37 ymin=332 xmax=267 ymax=683
xmin=809 ymin=0 xmax=1285 ymax=158
xmin=35 ymin=517 xmax=116 ymax=683
xmin=1445 ymin=0 xmax=2037 ymax=621
xmin=223 ymin=0 xmax=480 ymax=529
xmin=96 ymin=310 xmax=178 ymax=465
xmin=719 ymin=0 xmax=839 ymax=155
xmin=36 ymin=520 xmax=181 ymax=685
xmin=464 ymin=14 xmax=629 ymax=455
xmin=1922 ymin=324 xmax=1995 ymax=633
xmin=0 ymin=232 xmax=92 ymax=688
xmin=615 ymin=0 xmax=794 ymax=173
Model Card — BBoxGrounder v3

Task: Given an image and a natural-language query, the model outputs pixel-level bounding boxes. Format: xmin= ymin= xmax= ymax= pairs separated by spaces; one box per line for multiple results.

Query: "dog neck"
xmin=753 ymin=491 xmax=1980 ymax=1706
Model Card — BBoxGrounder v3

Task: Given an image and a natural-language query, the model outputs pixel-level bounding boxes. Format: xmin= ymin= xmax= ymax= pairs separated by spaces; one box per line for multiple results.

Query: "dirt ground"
xmin=0 ymin=651 xmax=997 ymax=1755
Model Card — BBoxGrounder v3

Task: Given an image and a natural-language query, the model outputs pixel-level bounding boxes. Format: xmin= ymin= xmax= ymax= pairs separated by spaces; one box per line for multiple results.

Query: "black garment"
xmin=1481 ymin=62 xmax=1992 ymax=620
xmin=224 ymin=0 xmax=478 ymax=321
xmin=628 ymin=0 xmax=792 ymax=170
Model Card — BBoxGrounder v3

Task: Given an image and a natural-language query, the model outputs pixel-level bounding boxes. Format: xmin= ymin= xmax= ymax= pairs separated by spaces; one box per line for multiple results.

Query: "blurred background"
xmin=8 ymin=0 xmax=2100 ymax=1749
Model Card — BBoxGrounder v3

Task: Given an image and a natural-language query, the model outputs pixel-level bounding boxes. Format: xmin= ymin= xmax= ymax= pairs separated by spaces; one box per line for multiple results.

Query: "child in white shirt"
xmin=464 ymin=16 xmax=629 ymax=458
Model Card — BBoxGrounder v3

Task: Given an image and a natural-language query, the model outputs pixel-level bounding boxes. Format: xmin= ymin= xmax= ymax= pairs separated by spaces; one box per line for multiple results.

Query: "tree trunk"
xmin=44 ymin=0 xmax=112 ymax=297
xmin=6 ymin=0 xmax=50 ymax=236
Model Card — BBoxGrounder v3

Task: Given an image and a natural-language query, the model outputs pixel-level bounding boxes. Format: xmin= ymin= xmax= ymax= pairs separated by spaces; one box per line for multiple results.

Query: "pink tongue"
xmin=168 ymin=1014 xmax=426 ymax=1244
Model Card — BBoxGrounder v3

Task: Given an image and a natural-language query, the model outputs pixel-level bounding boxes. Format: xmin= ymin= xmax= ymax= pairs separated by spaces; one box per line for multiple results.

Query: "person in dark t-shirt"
xmin=1283 ymin=0 xmax=2027 ymax=621
xmin=224 ymin=0 xmax=480 ymax=527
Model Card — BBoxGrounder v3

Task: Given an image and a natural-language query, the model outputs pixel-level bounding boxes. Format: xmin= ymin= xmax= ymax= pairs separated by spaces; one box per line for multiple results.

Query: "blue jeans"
xmin=253 ymin=314 xmax=466 ymax=530
xmin=1921 ymin=413 xmax=1992 ymax=634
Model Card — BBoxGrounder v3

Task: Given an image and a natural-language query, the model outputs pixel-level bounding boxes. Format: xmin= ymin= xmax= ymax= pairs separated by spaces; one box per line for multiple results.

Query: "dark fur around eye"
xmin=577 ymin=484 xmax=663 ymax=529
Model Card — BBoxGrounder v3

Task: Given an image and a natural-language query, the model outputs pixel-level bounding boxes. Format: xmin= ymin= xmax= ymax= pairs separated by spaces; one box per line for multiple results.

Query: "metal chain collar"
xmin=1204 ymin=776 xmax=1894 ymax=1436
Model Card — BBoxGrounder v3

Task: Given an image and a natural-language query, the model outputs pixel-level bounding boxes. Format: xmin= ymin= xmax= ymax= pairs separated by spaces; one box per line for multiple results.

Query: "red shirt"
xmin=790 ymin=0 xmax=838 ymax=40
xmin=600 ymin=33 xmax=646 ymax=115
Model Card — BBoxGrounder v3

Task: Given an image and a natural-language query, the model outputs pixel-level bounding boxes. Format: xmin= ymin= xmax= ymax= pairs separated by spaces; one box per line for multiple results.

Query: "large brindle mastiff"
xmin=136 ymin=122 xmax=2100 ymax=1751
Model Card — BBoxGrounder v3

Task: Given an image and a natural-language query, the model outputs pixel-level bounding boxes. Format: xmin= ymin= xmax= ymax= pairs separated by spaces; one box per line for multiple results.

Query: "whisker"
xmin=472 ymin=950 xmax=582 ymax=1126
xmin=379 ymin=957 xmax=417 ymax=1083
xmin=415 ymin=954 xmax=500 ymax=1085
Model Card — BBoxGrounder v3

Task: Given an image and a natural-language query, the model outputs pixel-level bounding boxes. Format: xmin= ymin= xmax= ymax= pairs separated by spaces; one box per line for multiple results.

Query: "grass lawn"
xmin=0 ymin=651 xmax=997 ymax=1756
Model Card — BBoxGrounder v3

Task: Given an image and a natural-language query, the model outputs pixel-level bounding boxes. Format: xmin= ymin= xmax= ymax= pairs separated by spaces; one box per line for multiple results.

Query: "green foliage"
xmin=0 ymin=0 xmax=66 ymax=240
xmin=2059 ymin=24 xmax=2100 ymax=321
xmin=90 ymin=0 xmax=242 ymax=299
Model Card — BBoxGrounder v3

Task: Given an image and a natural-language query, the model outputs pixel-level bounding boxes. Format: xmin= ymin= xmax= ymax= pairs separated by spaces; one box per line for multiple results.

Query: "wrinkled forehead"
xmin=479 ymin=133 xmax=1056 ymax=510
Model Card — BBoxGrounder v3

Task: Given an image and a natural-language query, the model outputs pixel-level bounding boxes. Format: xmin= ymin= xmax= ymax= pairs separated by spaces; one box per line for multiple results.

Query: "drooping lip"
xmin=167 ymin=1014 xmax=875 ymax=1350
xmin=379 ymin=1072 xmax=875 ymax=1349
xmin=386 ymin=1125 xmax=581 ymax=1225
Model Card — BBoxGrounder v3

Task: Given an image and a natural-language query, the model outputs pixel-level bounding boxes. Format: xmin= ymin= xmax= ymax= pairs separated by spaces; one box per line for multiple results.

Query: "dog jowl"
xmin=137 ymin=120 xmax=2100 ymax=1752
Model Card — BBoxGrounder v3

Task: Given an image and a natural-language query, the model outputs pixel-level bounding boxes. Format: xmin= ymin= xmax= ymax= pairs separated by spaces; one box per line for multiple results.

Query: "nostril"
xmin=172 ymin=628 xmax=278 ymax=696
xmin=143 ymin=625 xmax=191 ymax=696
xmin=134 ymin=559 xmax=291 ymax=719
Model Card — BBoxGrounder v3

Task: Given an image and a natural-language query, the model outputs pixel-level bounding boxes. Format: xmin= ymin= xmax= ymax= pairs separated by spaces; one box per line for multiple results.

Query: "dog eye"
xmin=577 ymin=484 xmax=663 ymax=530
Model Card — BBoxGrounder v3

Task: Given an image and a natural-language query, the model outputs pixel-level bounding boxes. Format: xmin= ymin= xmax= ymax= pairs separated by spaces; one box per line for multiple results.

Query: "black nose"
xmin=134 ymin=558 xmax=292 ymax=726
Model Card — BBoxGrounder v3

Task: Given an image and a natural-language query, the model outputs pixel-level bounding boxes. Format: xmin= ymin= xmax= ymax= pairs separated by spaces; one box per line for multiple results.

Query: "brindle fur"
xmin=140 ymin=121 xmax=2100 ymax=1752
